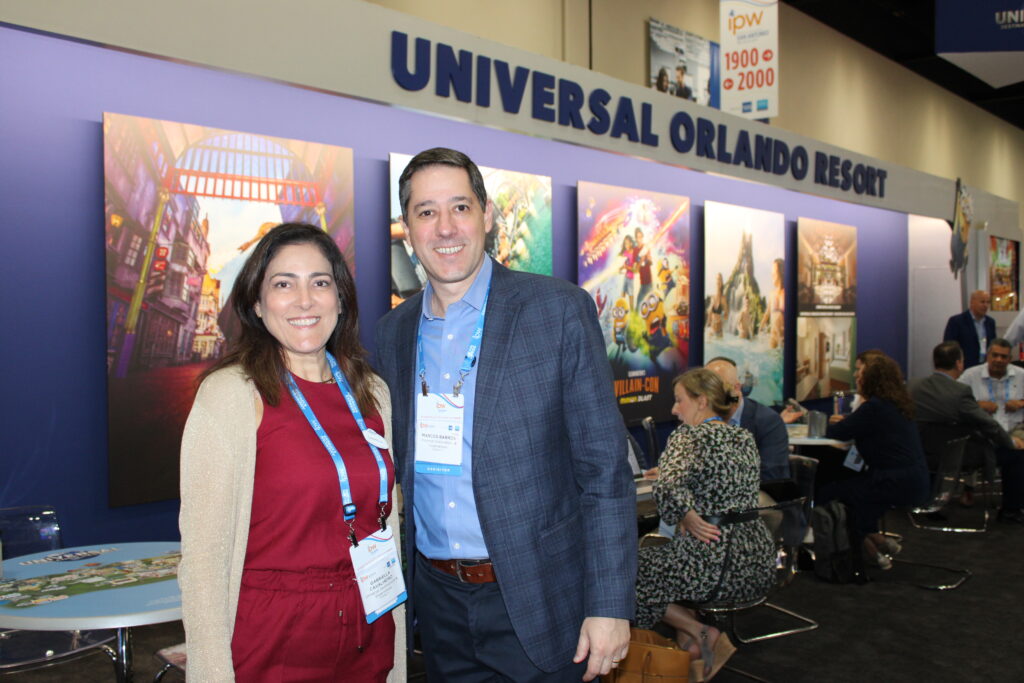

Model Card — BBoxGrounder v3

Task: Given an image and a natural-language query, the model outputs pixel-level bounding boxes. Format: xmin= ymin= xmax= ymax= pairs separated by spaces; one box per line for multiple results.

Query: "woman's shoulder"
xmin=195 ymin=364 xmax=254 ymax=401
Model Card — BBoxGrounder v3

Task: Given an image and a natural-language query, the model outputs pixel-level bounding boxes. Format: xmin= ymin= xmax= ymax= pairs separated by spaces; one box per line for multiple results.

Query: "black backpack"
xmin=812 ymin=500 xmax=865 ymax=583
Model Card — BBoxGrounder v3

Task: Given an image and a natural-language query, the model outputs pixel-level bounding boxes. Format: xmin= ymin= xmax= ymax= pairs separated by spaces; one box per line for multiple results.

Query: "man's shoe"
xmin=997 ymin=508 xmax=1024 ymax=524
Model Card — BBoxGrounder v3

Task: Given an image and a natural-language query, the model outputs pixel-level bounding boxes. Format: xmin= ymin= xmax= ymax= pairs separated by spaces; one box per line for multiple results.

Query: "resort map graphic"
xmin=0 ymin=549 xmax=179 ymax=609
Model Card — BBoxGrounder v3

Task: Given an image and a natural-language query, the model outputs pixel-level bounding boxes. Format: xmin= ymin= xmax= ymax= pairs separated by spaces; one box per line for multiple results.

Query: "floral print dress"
xmin=635 ymin=422 xmax=776 ymax=628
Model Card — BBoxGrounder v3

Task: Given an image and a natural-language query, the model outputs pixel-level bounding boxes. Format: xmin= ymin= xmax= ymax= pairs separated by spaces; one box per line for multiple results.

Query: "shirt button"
xmin=443 ymin=372 xmax=450 ymax=380
xmin=448 ymin=501 xmax=456 ymax=509
xmin=447 ymin=334 xmax=454 ymax=340
xmin=453 ymin=542 xmax=461 ymax=550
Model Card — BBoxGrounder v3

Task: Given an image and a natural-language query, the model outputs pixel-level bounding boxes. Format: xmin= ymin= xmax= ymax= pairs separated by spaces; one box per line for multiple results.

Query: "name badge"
xmin=843 ymin=445 xmax=865 ymax=472
xmin=415 ymin=392 xmax=464 ymax=476
xmin=349 ymin=527 xmax=407 ymax=624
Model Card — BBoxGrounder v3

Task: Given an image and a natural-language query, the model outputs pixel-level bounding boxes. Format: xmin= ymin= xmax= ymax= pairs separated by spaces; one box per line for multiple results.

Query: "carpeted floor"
xmin=6 ymin=502 xmax=1022 ymax=682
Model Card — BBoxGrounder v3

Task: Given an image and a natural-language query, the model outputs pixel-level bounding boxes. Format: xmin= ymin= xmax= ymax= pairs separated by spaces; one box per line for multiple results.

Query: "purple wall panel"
xmin=0 ymin=26 xmax=908 ymax=545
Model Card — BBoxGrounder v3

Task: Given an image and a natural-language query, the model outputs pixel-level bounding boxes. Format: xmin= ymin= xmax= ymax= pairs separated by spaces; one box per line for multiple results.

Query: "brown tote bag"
xmin=605 ymin=628 xmax=690 ymax=683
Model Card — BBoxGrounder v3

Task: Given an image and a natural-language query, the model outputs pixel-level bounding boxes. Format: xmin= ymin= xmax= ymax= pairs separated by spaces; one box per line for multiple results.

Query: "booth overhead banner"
xmin=719 ymin=0 xmax=779 ymax=119
xmin=0 ymin=0 xmax=961 ymax=218
xmin=935 ymin=0 xmax=1024 ymax=88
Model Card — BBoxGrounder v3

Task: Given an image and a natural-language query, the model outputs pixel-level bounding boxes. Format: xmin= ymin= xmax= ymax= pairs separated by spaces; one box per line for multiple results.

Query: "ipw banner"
xmin=719 ymin=0 xmax=779 ymax=119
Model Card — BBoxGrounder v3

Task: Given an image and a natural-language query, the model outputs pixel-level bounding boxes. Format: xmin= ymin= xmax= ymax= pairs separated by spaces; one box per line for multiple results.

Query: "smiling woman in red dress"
xmin=178 ymin=223 xmax=405 ymax=682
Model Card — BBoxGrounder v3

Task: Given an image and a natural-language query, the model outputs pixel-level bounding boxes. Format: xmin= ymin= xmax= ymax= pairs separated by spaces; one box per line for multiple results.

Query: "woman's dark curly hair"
xmin=857 ymin=351 xmax=913 ymax=419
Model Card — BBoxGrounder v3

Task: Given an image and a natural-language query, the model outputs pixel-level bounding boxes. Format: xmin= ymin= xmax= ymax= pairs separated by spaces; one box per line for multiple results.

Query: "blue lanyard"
xmin=284 ymin=352 xmax=389 ymax=547
xmin=703 ymin=416 xmax=724 ymax=424
xmin=417 ymin=282 xmax=491 ymax=396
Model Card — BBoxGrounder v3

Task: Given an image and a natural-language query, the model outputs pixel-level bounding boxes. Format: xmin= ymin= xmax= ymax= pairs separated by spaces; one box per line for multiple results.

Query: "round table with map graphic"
xmin=0 ymin=542 xmax=181 ymax=682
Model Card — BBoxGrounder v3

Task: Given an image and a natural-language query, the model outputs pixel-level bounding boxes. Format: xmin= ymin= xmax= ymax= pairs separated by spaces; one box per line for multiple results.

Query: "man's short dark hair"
xmin=706 ymin=356 xmax=737 ymax=367
xmin=990 ymin=337 xmax=1012 ymax=352
xmin=933 ymin=341 xmax=963 ymax=370
xmin=398 ymin=147 xmax=488 ymax=222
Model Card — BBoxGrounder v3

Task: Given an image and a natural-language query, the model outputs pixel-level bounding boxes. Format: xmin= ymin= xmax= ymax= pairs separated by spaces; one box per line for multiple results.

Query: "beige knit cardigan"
xmin=178 ymin=364 xmax=406 ymax=681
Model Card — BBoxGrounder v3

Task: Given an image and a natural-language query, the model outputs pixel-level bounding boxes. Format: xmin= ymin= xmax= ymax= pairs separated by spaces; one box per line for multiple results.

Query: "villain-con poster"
xmin=577 ymin=181 xmax=690 ymax=422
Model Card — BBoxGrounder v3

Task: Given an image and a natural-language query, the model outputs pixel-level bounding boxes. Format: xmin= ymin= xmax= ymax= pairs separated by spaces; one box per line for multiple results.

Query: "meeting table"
xmin=0 ymin=541 xmax=181 ymax=682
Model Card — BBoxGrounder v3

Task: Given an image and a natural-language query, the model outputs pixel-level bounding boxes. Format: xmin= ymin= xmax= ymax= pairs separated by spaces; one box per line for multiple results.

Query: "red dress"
xmin=231 ymin=374 xmax=396 ymax=682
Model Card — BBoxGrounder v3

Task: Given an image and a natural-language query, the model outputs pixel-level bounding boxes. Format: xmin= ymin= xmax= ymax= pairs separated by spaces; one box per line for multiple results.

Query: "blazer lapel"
xmin=391 ymin=295 xmax=422 ymax=487
xmin=472 ymin=265 xmax=521 ymax=451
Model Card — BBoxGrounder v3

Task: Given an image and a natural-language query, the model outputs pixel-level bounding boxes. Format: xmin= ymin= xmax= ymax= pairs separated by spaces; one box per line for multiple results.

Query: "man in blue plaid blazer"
xmin=375 ymin=147 xmax=636 ymax=681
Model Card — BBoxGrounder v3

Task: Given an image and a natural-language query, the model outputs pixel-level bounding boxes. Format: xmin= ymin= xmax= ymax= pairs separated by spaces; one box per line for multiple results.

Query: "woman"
xmin=655 ymin=67 xmax=671 ymax=93
xmin=620 ymin=234 xmax=637 ymax=308
xmin=636 ymin=369 xmax=775 ymax=677
xmin=179 ymin=223 xmax=405 ymax=681
xmin=706 ymin=273 xmax=728 ymax=338
xmin=823 ymin=351 xmax=929 ymax=569
xmin=760 ymin=258 xmax=785 ymax=350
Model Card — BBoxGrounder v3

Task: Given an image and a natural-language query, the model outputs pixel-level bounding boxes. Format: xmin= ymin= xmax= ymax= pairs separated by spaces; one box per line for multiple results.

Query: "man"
xmin=375 ymin=148 xmax=636 ymax=681
xmin=674 ymin=64 xmax=694 ymax=101
xmin=943 ymin=290 xmax=995 ymax=368
xmin=706 ymin=357 xmax=790 ymax=482
xmin=910 ymin=341 xmax=1024 ymax=523
xmin=958 ymin=338 xmax=1024 ymax=434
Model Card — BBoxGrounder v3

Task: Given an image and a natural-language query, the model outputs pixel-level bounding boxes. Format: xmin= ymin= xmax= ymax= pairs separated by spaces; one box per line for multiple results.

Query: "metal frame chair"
xmin=0 ymin=505 xmax=118 ymax=675
xmin=913 ymin=424 xmax=989 ymax=533
xmin=641 ymin=416 xmax=660 ymax=469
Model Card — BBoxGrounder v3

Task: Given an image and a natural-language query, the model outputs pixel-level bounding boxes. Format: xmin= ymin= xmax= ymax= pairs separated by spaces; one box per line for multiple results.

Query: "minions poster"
xmin=577 ymin=181 xmax=691 ymax=423
xmin=388 ymin=152 xmax=553 ymax=308
xmin=703 ymin=201 xmax=785 ymax=407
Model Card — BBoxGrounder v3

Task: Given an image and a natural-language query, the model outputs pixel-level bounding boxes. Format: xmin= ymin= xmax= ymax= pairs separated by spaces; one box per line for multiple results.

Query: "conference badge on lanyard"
xmin=414 ymin=392 xmax=465 ymax=475
xmin=349 ymin=526 xmax=407 ymax=623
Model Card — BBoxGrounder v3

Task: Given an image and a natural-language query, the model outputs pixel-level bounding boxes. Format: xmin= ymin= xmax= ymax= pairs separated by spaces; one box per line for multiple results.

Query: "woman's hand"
xmin=680 ymin=509 xmax=721 ymax=544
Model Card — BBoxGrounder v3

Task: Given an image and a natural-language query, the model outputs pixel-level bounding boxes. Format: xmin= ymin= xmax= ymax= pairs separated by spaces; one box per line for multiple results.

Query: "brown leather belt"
xmin=426 ymin=556 xmax=497 ymax=583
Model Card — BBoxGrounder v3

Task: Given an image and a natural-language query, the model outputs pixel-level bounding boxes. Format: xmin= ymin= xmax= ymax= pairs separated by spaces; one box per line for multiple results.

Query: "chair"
xmin=153 ymin=642 xmax=187 ymax=681
xmin=911 ymin=431 xmax=989 ymax=533
xmin=0 ymin=506 xmax=117 ymax=675
xmin=640 ymin=499 xmax=818 ymax=659
xmin=641 ymin=416 xmax=660 ymax=469
xmin=695 ymin=498 xmax=819 ymax=645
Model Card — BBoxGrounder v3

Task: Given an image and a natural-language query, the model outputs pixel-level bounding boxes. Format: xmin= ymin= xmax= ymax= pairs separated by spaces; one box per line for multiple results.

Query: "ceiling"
xmin=783 ymin=0 xmax=1024 ymax=131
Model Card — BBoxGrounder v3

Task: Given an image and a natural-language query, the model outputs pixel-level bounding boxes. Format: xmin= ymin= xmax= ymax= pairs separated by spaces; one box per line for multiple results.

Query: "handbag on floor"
xmin=605 ymin=628 xmax=690 ymax=682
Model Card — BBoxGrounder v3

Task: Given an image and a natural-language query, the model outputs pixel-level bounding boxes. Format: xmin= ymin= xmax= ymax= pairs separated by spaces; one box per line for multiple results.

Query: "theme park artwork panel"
xmin=703 ymin=201 xmax=785 ymax=407
xmin=989 ymin=236 xmax=1018 ymax=312
xmin=388 ymin=152 xmax=553 ymax=308
xmin=577 ymin=181 xmax=691 ymax=423
xmin=103 ymin=112 xmax=354 ymax=506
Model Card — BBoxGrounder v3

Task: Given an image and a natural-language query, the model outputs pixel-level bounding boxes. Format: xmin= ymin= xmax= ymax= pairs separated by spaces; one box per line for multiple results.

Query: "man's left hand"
xmin=573 ymin=616 xmax=630 ymax=681
xmin=1007 ymin=400 xmax=1024 ymax=412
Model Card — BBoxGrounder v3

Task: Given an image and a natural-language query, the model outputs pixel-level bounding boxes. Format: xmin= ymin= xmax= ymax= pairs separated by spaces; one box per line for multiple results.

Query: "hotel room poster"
xmin=103 ymin=112 xmax=354 ymax=505
xmin=389 ymin=153 xmax=553 ymax=308
xmin=703 ymin=201 xmax=785 ymax=406
xmin=795 ymin=316 xmax=857 ymax=401
xmin=577 ymin=181 xmax=691 ymax=423
xmin=797 ymin=218 xmax=857 ymax=316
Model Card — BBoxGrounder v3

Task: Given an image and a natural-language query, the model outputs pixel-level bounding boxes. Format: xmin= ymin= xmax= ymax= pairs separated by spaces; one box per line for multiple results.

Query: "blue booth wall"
xmin=0 ymin=26 xmax=908 ymax=546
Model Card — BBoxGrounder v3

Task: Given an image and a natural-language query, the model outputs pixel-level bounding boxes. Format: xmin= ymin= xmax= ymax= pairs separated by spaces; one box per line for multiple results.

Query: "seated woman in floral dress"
xmin=636 ymin=369 xmax=775 ymax=678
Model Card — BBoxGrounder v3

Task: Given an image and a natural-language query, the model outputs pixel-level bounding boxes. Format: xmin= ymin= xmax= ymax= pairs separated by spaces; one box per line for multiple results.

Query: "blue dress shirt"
xmin=413 ymin=257 xmax=492 ymax=560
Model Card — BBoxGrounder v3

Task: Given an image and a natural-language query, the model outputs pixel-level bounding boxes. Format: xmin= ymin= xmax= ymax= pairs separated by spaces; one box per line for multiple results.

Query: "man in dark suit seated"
xmin=943 ymin=290 xmax=995 ymax=368
xmin=706 ymin=357 xmax=790 ymax=482
xmin=909 ymin=341 xmax=1024 ymax=523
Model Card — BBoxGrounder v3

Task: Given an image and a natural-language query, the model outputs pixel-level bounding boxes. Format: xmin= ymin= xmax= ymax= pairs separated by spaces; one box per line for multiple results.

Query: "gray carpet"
xmin=6 ymin=504 xmax=1022 ymax=682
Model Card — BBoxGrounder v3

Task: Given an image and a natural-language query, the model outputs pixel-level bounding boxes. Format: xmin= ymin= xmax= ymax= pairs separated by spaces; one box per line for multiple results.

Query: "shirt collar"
xmin=729 ymin=396 xmax=744 ymax=426
xmin=421 ymin=256 xmax=494 ymax=320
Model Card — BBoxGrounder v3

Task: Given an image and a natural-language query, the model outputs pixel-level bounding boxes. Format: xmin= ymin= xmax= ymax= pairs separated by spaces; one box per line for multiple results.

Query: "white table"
xmin=0 ymin=541 xmax=181 ymax=682
xmin=786 ymin=423 xmax=851 ymax=449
